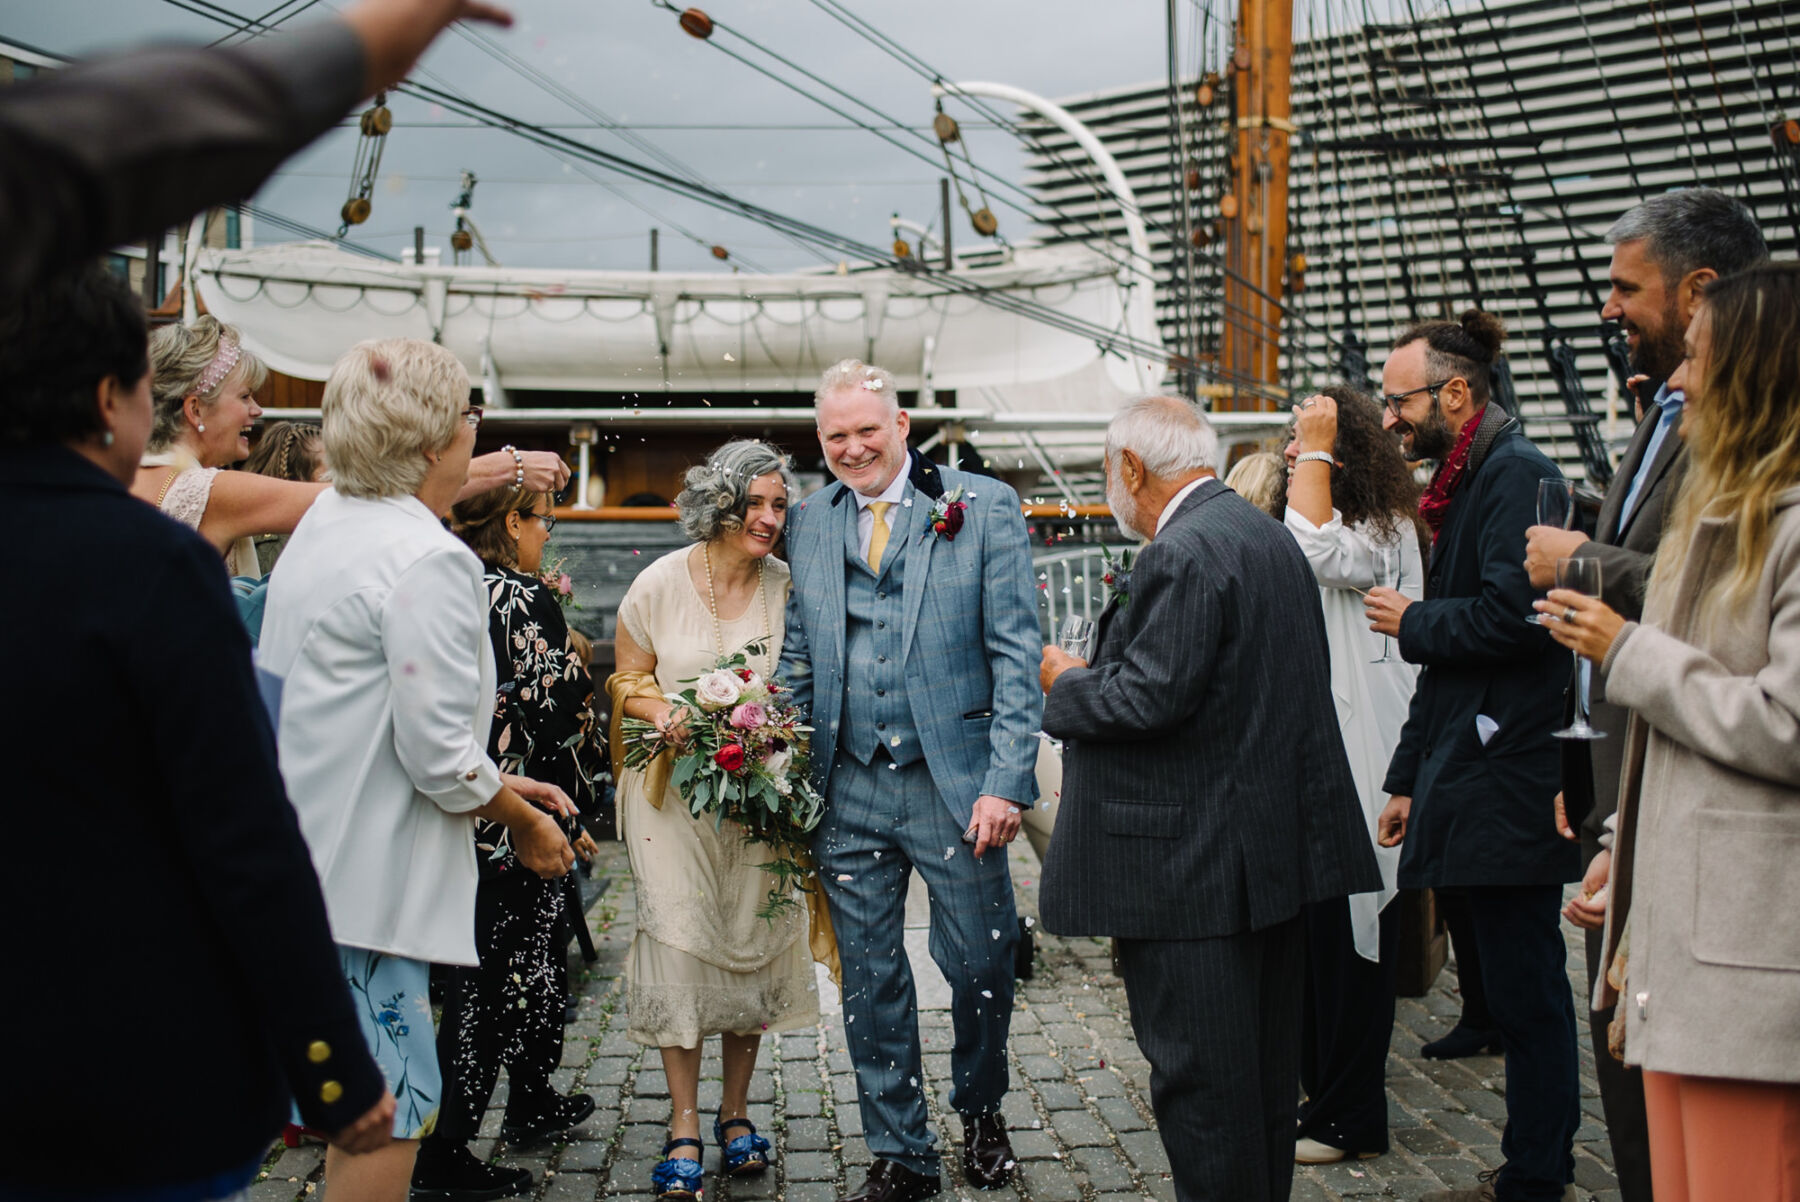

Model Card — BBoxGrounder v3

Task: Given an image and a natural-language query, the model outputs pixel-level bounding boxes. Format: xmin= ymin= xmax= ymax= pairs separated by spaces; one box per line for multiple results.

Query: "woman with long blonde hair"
xmin=1542 ymin=260 xmax=1800 ymax=1202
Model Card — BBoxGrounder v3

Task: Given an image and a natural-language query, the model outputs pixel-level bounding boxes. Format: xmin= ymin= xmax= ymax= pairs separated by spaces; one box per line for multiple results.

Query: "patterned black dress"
xmin=431 ymin=565 xmax=606 ymax=1143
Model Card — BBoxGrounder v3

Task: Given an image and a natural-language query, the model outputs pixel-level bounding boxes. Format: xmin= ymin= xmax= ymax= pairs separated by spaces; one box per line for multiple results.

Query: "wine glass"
xmin=1537 ymin=477 xmax=1575 ymax=530
xmin=1529 ymin=478 xmax=1577 ymax=623
xmin=1371 ymin=539 xmax=1401 ymax=665
xmin=1552 ymin=557 xmax=1607 ymax=741
xmin=1058 ymin=615 xmax=1097 ymax=661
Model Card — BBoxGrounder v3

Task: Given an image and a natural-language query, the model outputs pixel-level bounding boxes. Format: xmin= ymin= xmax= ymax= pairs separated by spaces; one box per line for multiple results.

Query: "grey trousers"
xmin=814 ymin=754 xmax=1019 ymax=1175
xmin=1116 ymin=916 xmax=1306 ymax=1202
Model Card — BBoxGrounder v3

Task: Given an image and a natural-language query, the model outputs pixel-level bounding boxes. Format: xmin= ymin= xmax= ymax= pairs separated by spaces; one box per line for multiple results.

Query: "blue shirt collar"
xmin=1653 ymin=382 xmax=1685 ymax=417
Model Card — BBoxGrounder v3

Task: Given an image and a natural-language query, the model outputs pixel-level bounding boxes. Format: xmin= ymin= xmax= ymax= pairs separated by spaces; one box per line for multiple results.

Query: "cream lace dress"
xmin=144 ymin=452 xmax=261 ymax=578
xmin=614 ymin=547 xmax=819 ymax=1049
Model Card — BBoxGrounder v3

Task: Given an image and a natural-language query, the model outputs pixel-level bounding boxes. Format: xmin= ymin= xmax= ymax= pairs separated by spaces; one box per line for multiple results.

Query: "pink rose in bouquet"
xmin=729 ymin=702 xmax=767 ymax=731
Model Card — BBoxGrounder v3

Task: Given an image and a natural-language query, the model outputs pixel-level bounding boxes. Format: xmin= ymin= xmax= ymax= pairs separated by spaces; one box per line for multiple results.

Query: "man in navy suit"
xmin=780 ymin=359 xmax=1043 ymax=1202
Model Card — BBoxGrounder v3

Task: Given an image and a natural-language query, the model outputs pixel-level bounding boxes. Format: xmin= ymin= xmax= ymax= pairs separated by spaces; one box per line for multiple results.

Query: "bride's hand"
xmin=654 ymin=703 xmax=693 ymax=748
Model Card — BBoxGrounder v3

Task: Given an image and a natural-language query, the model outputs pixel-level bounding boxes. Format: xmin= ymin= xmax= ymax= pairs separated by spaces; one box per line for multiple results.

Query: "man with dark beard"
xmin=1364 ymin=312 xmax=1582 ymax=1202
xmin=1521 ymin=189 xmax=1767 ymax=1202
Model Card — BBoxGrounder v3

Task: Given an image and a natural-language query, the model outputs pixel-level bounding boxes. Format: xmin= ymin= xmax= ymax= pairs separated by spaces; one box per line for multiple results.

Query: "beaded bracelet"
xmin=501 ymin=444 xmax=525 ymax=488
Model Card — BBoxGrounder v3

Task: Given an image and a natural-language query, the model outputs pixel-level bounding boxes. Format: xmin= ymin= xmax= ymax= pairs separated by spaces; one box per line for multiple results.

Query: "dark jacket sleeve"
xmin=1382 ymin=681 xmax=1431 ymax=797
xmin=1043 ymin=536 xmax=1218 ymax=742
xmin=130 ymin=535 xmax=384 ymax=1132
xmin=0 ymin=20 xmax=365 ymax=303
xmin=1577 ymin=540 xmax=1654 ymax=622
xmin=1397 ymin=453 xmax=1555 ymax=668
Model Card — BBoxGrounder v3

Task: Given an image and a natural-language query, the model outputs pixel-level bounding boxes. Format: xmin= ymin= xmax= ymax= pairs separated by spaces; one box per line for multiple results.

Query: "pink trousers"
xmin=1643 ymin=1069 xmax=1800 ymax=1202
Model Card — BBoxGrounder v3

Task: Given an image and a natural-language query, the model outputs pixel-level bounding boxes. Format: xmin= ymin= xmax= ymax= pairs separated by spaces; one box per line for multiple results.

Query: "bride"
xmin=607 ymin=439 xmax=823 ymax=1201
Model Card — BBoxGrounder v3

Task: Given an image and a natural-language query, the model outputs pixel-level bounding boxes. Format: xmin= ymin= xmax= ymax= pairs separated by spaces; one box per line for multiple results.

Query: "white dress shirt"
xmin=1154 ymin=476 xmax=1210 ymax=536
xmin=258 ymin=490 xmax=502 ymax=966
xmin=1284 ymin=506 xmax=1424 ymax=961
xmin=853 ymin=464 xmax=911 ymax=560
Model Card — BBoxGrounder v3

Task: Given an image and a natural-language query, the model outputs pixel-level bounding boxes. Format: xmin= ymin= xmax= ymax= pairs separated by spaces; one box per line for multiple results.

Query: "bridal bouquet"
xmin=619 ymin=640 xmax=825 ymax=918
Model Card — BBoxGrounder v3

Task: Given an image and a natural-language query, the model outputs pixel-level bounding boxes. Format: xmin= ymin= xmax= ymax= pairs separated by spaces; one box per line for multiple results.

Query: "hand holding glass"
xmin=1371 ymin=541 xmax=1401 ymax=664
xmin=1552 ymin=557 xmax=1606 ymax=741
xmin=1057 ymin=615 xmax=1096 ymax=661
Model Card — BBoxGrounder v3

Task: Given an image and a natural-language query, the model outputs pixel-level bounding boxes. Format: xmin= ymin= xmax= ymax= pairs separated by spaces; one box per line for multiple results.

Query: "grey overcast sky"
xmin=1 ymin=0 xmax=1270 ymax=272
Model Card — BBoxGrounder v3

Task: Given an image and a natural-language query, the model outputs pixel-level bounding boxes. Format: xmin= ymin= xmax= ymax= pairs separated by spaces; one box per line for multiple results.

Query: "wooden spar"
xmin=1220 ymin=0 xmax=1294 ymax=410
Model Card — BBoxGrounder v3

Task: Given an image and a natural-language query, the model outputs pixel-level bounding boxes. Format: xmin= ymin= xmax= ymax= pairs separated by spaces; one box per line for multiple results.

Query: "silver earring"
xmin=197 ymin=423 xmax=206 ymax=432
xmin=102 ymin=431 xmax=114 ymax=447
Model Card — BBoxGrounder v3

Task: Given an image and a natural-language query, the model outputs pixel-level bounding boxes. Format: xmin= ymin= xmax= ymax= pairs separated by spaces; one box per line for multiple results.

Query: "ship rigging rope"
xmin=1726 ymin=4 xmax=1800 ymax=243
xmin=207 ymin=0 xmax=323 ymax=46
xmin=1681 ymin=0 xmax=1763 ymax=198
xmin=1639 ymin=0 xmax=1711 ymax=181
xmin=1568 ymin=0 xmax=1651 ymax=200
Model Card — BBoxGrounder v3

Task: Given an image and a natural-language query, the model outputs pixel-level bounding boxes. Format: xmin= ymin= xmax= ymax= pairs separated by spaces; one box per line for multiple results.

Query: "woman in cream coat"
xmin=1545 ymin=261 xmax=1800 ymax=1202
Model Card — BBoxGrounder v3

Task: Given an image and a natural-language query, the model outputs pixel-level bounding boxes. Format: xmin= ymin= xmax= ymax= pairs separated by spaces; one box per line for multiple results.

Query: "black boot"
xmin=410 ymin=1140 xmax=533 ymax=1202
xmin=500 ymin=1090 xmax=597 ymax=1148
xmin=1420 ymin=1023 xmax=1502 ymax=1059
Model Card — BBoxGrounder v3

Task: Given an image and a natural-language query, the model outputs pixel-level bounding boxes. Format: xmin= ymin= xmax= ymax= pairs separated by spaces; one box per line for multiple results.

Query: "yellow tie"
xmin=866 ymin=501 xmax=893 ymax=572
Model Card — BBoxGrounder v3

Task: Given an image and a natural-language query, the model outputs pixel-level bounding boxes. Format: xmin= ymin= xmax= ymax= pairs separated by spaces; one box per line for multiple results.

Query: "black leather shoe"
xmin=961 ymin=1113 xmax=1015 ymax=1189
xmin=838 ymin=1159 xmax=942 ymax=1202
xmin=1420 ymin=1023 xmax=1503 ymax=1059
xmin=410 ymin=1142 xmax=533 ymax=1202
xmin=499 ymin=1091 xmax=597 ymax=1147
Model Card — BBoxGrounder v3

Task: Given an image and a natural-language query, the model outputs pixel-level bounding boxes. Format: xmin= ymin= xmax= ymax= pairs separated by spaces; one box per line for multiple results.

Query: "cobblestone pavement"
xmin=254 ymin=842 xmax=1620 ymax=1202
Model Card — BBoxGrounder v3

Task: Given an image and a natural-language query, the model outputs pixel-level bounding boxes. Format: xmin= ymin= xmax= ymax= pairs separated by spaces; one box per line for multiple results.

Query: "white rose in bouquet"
xmin=695 ymin=669 xmax=743 ymax=711
xmin=736 ymin=670 xmax=770 ymax=704
xmin=764 ymin=746 xmax=794 ymax=794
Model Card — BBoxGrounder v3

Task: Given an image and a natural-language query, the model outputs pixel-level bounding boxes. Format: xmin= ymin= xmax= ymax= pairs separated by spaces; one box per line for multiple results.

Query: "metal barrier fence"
xmin=1033 ymin=543 xmax=1134 ymax=639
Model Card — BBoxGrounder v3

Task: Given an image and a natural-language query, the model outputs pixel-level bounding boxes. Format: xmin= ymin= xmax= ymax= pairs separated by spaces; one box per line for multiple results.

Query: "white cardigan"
xmin=258 ymin=490 xmax=501 ymax=966
xmin=1284 ymin=506 xmax=1424 ymax=962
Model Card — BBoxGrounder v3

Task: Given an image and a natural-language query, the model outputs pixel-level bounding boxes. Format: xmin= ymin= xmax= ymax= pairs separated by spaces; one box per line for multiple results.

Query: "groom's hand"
xmin=969 ymin=794 xmax=1022 ymax=858
xmin=1040 ymin=645 xmax=1085 ymax=693
xmin=1377 ymin=795 xmax=1412 ymax=847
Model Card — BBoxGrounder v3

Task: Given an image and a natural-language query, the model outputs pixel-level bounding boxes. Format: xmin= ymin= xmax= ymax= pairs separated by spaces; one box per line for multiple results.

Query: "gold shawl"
xmin=604 ymin=669 xmax=839 ymax=984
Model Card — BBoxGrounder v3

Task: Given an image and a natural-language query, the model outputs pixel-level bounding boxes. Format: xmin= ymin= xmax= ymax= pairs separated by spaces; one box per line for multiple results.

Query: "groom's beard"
xmin=1106 ymin=472 xmax=1143 ymax=541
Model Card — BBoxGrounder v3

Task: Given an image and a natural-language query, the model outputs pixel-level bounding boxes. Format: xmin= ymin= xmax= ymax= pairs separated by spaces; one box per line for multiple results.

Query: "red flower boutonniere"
xmin=928 ymin=488 xmax=967 ymax=542
xmin=1101 ymin=546 xmax=1136 ymax=605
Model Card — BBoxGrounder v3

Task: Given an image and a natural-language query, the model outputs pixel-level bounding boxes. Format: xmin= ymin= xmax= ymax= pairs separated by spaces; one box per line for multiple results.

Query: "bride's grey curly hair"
xmin=675 ymin=439 xmax=796 ymax=544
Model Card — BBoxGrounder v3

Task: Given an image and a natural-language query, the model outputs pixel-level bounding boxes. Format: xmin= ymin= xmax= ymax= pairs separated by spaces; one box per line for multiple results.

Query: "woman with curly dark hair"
xmin=1281 ymin=386 xmax=1427 ymax=1165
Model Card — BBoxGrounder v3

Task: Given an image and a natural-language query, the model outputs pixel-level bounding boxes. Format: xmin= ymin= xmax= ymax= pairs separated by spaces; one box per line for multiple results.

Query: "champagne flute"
xmin=1551 ymin=557 xmax=1607 ymax=741
xmin=1058 ymin=615 xmax=1097 ymax=662
xmin=1371 ymin=539 xmax=1401 ymax=664
xmin=1529 ymin=478 xmax=1577 ymax=623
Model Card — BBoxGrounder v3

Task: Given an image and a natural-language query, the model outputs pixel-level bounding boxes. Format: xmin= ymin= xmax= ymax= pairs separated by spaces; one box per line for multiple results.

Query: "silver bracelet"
xmin=502 ymin=444 xmax=525 ymax=488
xmin=1294 ymin=451 xmax=1335 ymax=467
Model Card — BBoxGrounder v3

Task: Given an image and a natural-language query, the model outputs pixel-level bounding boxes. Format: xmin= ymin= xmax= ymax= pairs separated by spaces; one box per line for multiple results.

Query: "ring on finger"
xmin=1563 ymin=606 xmax=1578 ymax=624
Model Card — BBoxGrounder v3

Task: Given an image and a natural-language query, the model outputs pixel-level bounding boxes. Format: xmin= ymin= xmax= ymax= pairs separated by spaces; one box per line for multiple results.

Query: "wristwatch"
xmin=1294 ymin=451 xmax=1335 ymax=467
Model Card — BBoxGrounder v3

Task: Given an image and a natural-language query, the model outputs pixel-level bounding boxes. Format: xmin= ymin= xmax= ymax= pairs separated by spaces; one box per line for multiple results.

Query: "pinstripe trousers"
xmin=1115 ymin=916 xmax=1306 ymax=1202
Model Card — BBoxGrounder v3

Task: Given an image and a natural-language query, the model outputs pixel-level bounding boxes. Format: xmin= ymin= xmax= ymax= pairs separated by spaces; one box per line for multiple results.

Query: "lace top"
xmin=154 ymin=464 xmax=262 ymax=579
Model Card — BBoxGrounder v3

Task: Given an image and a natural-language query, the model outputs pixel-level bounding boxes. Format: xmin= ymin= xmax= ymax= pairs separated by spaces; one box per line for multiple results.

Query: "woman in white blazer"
xmin=258 ymin=338 xmax=576 ymax=1202
xmin=1279 ymin=387 xmax=1426 ymax=1164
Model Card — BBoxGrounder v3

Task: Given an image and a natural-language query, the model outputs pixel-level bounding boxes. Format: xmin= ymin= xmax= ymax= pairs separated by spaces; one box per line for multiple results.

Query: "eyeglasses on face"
xmin=1381 ymin=379 xmax=1454 ymax=417
xmin=462 ymin=405 xmax=485 ymax=432
xmin=528 ymin=511 xmax=557 ymax=533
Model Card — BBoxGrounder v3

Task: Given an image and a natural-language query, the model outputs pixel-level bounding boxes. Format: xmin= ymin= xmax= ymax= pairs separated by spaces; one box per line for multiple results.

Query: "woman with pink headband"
xmin=133 ymin=316 xmax=572 ymax=574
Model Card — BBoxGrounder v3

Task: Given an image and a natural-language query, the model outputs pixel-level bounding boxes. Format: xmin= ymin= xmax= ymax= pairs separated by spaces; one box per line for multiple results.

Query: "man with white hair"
xmin=780 ymin=360 xmax=1043 ymax=1202
xmin=1038 ymin=395 xmax=1380 ymax=1202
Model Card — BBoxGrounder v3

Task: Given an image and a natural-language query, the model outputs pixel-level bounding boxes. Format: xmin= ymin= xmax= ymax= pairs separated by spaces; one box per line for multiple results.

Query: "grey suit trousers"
xmin=1116 ymin=917 xmax=1306 ymax=1202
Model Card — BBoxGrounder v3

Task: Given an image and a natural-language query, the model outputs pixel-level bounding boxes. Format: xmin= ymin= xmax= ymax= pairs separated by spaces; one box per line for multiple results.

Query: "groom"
xmin=780 ymin=358 xmax=1043 ymax=1202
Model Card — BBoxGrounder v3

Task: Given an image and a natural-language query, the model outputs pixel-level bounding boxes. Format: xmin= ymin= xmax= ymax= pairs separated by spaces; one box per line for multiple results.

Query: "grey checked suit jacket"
xmin=1039 ymin=479 xmax=1382 ymax=940
xmin=778 ymin=451 xmax=1043 ymax=825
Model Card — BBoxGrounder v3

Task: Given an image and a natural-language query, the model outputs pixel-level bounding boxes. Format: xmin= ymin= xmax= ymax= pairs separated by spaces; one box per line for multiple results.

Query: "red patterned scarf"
xmin=1417 ymin=405 xmax=1489 ymax=542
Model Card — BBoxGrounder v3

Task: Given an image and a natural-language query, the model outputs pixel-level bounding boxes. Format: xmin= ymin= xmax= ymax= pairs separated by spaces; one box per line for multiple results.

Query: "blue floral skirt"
xmin=337 ymin=946 xmax=440 ymax=1139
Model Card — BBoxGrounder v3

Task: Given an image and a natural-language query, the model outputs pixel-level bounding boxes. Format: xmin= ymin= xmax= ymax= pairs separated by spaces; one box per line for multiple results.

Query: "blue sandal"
xmin=652 ymin=1137 xmax=705 ymax=1200
xmin=714 ymin=1116 xmax=772 ymax=1176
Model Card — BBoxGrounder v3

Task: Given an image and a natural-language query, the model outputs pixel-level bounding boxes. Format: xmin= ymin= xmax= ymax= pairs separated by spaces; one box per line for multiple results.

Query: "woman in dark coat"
xmin=0 ymin=266 xmax=394 ymax=1198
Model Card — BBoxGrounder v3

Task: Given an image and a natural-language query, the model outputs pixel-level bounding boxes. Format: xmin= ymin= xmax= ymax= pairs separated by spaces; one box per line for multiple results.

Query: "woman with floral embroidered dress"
xmin=607 ymin=439 xmax=821 ymax=1201
xmin=133 ymin=315 xmax=575 ymax=575
xmin=407 ymin=484 xmax=607 ymax=1198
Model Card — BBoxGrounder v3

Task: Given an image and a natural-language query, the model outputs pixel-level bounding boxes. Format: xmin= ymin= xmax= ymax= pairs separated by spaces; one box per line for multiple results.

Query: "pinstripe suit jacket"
xmin=779 ymin=451 xmax=1043 ymax=825
xmin=1040 ymin=479 xmax=1382 ymax=939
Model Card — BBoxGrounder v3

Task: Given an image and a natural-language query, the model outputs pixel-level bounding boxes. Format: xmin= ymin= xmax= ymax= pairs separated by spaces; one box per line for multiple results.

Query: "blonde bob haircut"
xmin=147 ymin=315 xmax=269 ymax=452
xmin=322 ymin=338 xmax=469 ymax=499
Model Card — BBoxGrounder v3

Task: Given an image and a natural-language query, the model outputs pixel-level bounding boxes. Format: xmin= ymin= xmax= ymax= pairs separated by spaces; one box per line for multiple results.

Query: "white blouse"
xmin=258 ymin=490 xmax=502 ymax=966
xmin=1284 ymin=505 xmax=1424 ymax=962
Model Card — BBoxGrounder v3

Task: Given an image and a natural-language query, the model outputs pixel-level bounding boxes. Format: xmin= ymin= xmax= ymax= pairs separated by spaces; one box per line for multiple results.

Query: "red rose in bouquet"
xmin=714 ymin=742 xmax=746 ymax=772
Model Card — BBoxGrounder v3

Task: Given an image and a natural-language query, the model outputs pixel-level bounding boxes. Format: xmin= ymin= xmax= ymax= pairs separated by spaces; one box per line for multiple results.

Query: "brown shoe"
xmin=838 ymin=1159 xmax=942 ymax=1202
xmin=960 ymin=1113 xmax=1015 ymax=1190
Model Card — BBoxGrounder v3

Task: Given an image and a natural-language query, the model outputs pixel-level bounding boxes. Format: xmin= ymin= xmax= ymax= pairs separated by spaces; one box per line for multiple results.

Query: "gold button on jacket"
xmin=307 ymin=1040 xmax=332 ymax=1064
xmin=320 ymin=1080 xmax=343 ymax=1104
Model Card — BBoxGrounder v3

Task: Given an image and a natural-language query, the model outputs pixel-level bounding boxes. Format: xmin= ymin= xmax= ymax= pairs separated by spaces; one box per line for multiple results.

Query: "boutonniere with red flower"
xmin=1101 ymin=546 xmax=1135 ymax=605
xmin=927 ymin=487 xmax=967 ymax=542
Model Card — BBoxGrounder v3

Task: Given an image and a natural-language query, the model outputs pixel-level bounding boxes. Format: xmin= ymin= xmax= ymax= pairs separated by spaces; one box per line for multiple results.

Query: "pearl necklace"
xmin=702 ymin=543 xmax=770 ymax=668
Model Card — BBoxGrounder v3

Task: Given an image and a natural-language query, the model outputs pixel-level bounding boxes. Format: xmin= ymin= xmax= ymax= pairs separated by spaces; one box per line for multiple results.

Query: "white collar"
xmin=1155 ymin=476 xmax=1209 ymax=536
xmin=852 ymin=465 xmax=909 ymax=511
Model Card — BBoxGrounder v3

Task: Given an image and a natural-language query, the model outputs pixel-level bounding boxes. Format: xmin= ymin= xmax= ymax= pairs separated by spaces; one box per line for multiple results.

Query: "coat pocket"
xmin=1692 ymin=810 xmax=1800 ymax=971
xmin=1100 ymin=799 xmax=1183 ymax=839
